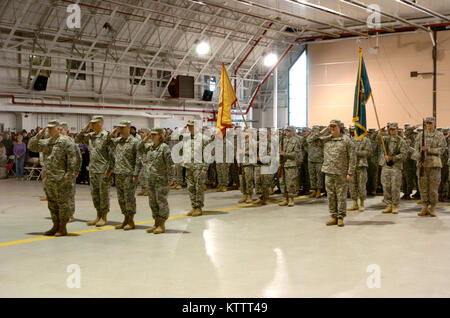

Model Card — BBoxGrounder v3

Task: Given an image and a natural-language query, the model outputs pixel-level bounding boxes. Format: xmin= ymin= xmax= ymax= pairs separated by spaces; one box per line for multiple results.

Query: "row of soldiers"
xmin=29 ymin=115 xmax=447 ymax=235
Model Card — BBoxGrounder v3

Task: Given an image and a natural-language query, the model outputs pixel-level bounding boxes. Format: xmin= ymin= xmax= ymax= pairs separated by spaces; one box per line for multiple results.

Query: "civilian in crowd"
xmin=3 ymin=132 xmax=14 ymax=159
xmin=14 ymin=135 xmax=26 ymax=180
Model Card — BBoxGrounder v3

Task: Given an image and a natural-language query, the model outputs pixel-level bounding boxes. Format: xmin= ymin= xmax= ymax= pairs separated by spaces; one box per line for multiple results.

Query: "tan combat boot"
xmin=337 ymin=218 xmax=344 ymax=227
xmin=137 ymin=188 xmax=147 ymax=196
xmin=307 ymin=190 xmax=317 ymax=198
xmin=147 ymin=219 xmax=159 ymax=233
xmin=124 ymin=215 xmax=135 ymax=231
xmin=96 ymin=212 xmax=108 ymax=227
xmin=288 ymin=197 xmax=294 ymax=207
xmin=245 ymin=194 xmax=253 ymax=203
xmin=87 ymin=211 xmax=101 ymax=226
xmin=44 ymin=219 xmax=59 ymax=236
xmin=279 ymin=195 xmax=289 ymax=206
xmin=418 ymin=204 xmax=428 ymax=216
xmin=216 ymin=186 xmax=222 ymax=192
xmin=115 ymin=215 xmax=129 ymax=229
xmin=358 ymin=199 xmax=365 ymax=212
xmin=382 ymin=204 xmax=392 ymax=214
xmin=154 ymin=219 xmax=166 ymax=234
xmin=269 ymin=188 xmax=274 ymax=195
xmin=55 ymin=221 xmax=68 ymax=237
xmin=68 ymin=214 xmax=75 ymax=223
xmin=238 ymin=195 xmax=247 ymax=203
xmin=392 ymin=205 xmax=399 ymax=214
xmin=315 ymin=190 xmax=322 ymax=198
xmin=254 ymin=198 xmax=267 ymax=205
xmin=429 ymin=204 xmax=436 ymax=217
xmin=170 ymin=184 xmax=177 ymax=189
xmin=326 ymin=217 xmax=337 ymax=226
xmin=40 ymin=196 xmax=47 ymax=201
xmin=192 ymin=208 xmax=203 ymax=217
xmin=221 ymin=186 xmax=227 ymax=192
xmin=347 ymin=200 xmax=359 ymax=211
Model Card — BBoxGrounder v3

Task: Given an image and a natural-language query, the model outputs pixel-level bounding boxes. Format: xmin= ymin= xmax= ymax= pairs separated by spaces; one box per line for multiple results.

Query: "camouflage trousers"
xmin=69 ymin=181 xmax=75 ymax=217
xmin=230 ymin=163 xmax=239 ymax=186
xmin=259 ymin=173 xmax=274 ymax=202
xmin=216 ymin=163 xmax=229 ymax=186
xmin=44 ymin=177 xmax=73 ymax=223
xmin=325 ymin=174 xmax=348 ymax=218
xmin=299 ymin=161 xmax=310 ymax=193
xmin=173 ymin=163 xmax=184 ymax=185
xmin=89 ymin=172 xmax=111 ymax=214
xmin=308 ymin=161 xmax=323 ymax=189
xmin=115 ymin=174 xmax=137 ymax=215
xmin=280 ymin=166 xmax=298 ymax=197
xmin=240 ymin=165 xmax=254 ymax=195
xmin=186 ymin=168 xmax=207 ymax=209
xmin=349 ymin=167 xmax=368 ymax=200
xmin=147 ymin=175 xmax=170 ymax=220
xmin=381 ymin=167 xmax=402 ymax=206
xmin=254 ymin=166 xmax=262 ymax=194
xmin=418 ymin=167 xmax=441 ymax=205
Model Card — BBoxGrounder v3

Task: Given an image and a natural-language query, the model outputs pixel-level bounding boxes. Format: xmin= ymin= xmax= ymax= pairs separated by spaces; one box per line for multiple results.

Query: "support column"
xmin=273 ymin=67 xmax=278 ymax=128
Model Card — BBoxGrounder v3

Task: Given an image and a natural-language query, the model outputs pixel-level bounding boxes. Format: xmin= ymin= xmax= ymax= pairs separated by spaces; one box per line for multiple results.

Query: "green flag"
xmin=353 ymin=48 xmax=372 ymax=140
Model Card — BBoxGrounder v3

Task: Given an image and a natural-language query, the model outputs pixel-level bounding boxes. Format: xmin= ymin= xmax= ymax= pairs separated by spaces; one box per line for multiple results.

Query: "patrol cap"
xmin=329 ymin=119 xmax=341 ymax=126
xmin=151 ymin=128 xmax=164 ymax=134
xmin=90 ymin=115 xmax=103 ymax=123
xmin=118 ymin=120 xmax=131 ymax=127
xmin=187 ymin=120 xmax=195 ymax=126
xmin=60 ymin=122 xmax=68 ymax=130
xmin=312 ymin=125 xmax=320 ymax=130
xmin=388 ymin=122 xmax=398 ymax=129
xmin=286 ymin=126 xmax=296 ymax=132
xmin=47 ymin=120 xmax=60 ymax=128
xmin=425 ymin=116 xmax=435 ymax=123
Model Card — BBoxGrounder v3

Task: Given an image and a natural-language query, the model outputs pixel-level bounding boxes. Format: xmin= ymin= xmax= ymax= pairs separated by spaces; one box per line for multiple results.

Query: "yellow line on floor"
xmin=0 ymin=195 xmax=311 ymax=248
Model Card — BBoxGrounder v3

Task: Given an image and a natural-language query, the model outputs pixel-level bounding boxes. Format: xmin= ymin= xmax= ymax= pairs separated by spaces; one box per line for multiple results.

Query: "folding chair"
xmin=6 ymin=161 xmax=15 ymax=178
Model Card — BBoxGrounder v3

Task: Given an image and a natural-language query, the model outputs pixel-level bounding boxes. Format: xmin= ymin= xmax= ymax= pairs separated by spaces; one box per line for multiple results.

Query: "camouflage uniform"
xmin=306 ymin=127 xmax=324 ymax=191
xmin=280 ymin=132 xmax=301 ymax=198
xmin=294 ymin=132 xmax=305 ymax=192
xmin=403 ymin=127 xmax=418 ymax=198
xmin=367 ymin=130 xmax=380 ymax=195
xmin=75 ymin=129 xmax=113 ymax=217
xmin=137 ymin=135 xmax=174 ymax=220
xmin=379 ymin=131 xmax=407 ymax=208
xmin=216 ymin=138 xmax=232 ymax=187
xmin=349 ymin=136 xmax=371 ymax=200
xmin=239 ymin=136 xmax=256 ymax=196
xmin=29 ymin=133 xmax=81 ymax=224
xmin=258 ymin=136 xmax=274 ymax=202
xmin=413 ymin=124 xmax=446 ymax=207
xmin=321 ymin=123 xmax=356 ymax=219
xmin=110 ymin=135 xmax=140 ymax=216
xmin=183 ymin=132 xmax=209 ymax=209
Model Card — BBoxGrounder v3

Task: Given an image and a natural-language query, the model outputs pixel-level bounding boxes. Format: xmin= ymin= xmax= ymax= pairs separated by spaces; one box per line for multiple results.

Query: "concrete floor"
xmin=1 ymin=178 xmax=449 ymax=298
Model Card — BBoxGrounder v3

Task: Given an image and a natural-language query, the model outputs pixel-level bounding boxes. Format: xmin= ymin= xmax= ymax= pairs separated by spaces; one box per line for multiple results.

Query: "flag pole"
xmin=235 ymin=99 xmax=248 ymax=129
xmin=370 ymin=94 xmax=388 ymax=157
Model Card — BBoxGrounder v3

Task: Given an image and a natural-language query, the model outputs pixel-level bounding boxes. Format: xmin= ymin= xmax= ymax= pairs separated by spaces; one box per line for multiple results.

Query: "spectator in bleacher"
xmin=14 ymin=135 xmax=26 ymax=180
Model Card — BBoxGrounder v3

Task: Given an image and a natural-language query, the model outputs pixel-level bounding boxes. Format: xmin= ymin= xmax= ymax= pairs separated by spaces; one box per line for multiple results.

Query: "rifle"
xmin=277 ymin=129 xmax=284 ymax=178
xmin=419 ymin=118 xmax=425 ymax=177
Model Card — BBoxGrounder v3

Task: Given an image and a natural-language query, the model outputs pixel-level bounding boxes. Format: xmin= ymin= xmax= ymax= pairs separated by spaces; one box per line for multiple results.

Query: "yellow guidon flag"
xmin=217 ymin=63 xmax=237 ymax=134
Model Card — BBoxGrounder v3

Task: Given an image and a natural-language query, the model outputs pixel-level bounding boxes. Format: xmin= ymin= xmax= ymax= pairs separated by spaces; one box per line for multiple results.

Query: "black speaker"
xmin=33 ymin=76 xmax=48 ymax=91
xmin=202 ymin=90 xmax=213 ymax=101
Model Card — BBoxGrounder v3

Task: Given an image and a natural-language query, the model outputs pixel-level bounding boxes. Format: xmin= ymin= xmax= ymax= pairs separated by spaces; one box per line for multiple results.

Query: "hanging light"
xmin=264 ymin=53 xmax=278 ymax=67
xmin=196 ymin=41 xmax=210 ymax=55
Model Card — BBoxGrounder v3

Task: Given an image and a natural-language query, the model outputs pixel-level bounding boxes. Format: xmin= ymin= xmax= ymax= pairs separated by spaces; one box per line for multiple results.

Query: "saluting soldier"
xmin=28 ymin=120 xmax=81 ymax=236
xmin=320 ymin=120 xmax=356 ymax=227
xmin=183 ymin=120 xmax=209 ymax=216
xmin=60 ymin=122 xmax=81 ymax=222
xmin=109 ymin=120 xmax=140 ymax=230
xmin=137 ymin=128 xmax=174 ymax=234
xmin=75 ymin=115 xmax=114 ymax=227
xmin=378 ymin=123 xmax=407 ymax=214
xmin=414 ymin=117 xmax=446 ymax=217
xmin=348 ymin=134 xmax=371 ymax=212
xmin=279 ymin=126 xmax=301 ymax=207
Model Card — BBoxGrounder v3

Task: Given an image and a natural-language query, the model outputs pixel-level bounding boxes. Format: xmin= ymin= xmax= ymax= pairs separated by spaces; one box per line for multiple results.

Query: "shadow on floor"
xmin=26 ymin=232 xmax=81 ymax=236
xmin=345 ymin=220 xmax=395 ymax=226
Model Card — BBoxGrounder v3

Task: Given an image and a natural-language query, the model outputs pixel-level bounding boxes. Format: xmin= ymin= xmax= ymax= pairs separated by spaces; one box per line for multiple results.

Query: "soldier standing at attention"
xmin=306 ymin=125 xmax=324 ymax=198
xmin=75 ymin=116 xmax=114 ymax=227
xmin=279 ymin=126 xmax=301 ymax=207
xmin=348 ymin=134 xmax=371 ymax=212
xmin=254 ymin=128 xmax=275 ymax=205
xmin=238 ymin=129 xmax=256 ymax=204
xmin=137 ymin=128 xmax=174 ymax=234
xmin=215 ymin=130 xmax=231 ymax=192
xmin=136 ymin=128 xmax=149 ymax=197
xmin=109 ymin=120 xmax=140 ymax=230
xmin=402 ymin=124 xmax=418 ymax=200
xmin=28 ymin=120 xmax=81 ymax=236
xmin=59 ymin=122 xmax=81 ymax=223
xmin=378 ymin=123 xmax=407 ymax=214
xmin=183 ymin=120 xmax=209 ymax=217
xmin=414 ymin=117 xmax=446 ymax=217
xmin=320 ymin=120 xmax=355 ymax=227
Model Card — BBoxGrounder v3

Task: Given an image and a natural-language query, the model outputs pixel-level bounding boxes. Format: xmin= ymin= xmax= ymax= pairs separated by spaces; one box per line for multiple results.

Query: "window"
xmin=67 ymin=59 xmax=86 ymax=80
xmin=129 ymin=66 xmax=146 ymax=85
xmin=30 ymin=55 xmax=51 ymax=77
xmin=157 ymin=70 xmax=172 ymax=87
xmin=288 ymin=49 xmax=307 ymax=127
xmin=204 ymin=75 xmax=216 ymax=92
